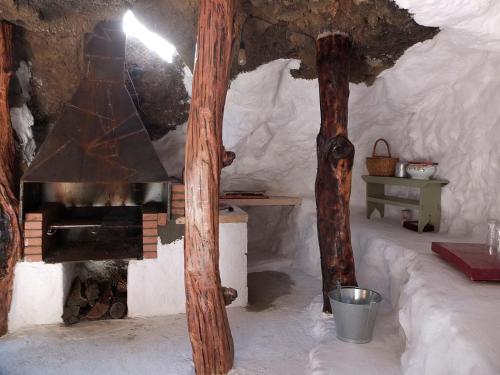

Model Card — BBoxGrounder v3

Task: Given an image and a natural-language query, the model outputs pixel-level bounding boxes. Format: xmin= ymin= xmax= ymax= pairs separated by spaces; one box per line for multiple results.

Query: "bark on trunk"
xmin=183 ymin=1 xmax=236 ymax=374
xmin=0 ymin=22 xmax=21 ymax=336
xmin=315 ymin=32 xmax=357 ymax=314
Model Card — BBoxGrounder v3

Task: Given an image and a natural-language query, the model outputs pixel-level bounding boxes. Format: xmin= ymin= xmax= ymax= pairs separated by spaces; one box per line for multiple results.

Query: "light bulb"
xmin=238 ymin=41 xmax=247 ymax=66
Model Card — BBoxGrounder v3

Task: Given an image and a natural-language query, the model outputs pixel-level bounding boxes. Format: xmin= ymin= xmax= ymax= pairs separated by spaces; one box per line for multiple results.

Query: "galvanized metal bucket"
xmin=328 ymin=286 xmax=383 ymax=344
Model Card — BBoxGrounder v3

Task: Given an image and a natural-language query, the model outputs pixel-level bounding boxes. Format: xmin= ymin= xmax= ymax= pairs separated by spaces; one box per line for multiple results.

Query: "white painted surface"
xmin=195 ymin=17 xmax=500 ymax=276
xmin=8 ymin=262 xmax=75 ymax=332
xmin=0 ymin=233 xmax=404 ymax=375
xmin=127 ymin=222 xmax=248 ymax=317
xmin=8 ymin=222 xmax=246 ymax=330
xmin=349 ymin=209 xmax=500 ymax=375
xmin=6 ymin=214 xmax=500 ymax=374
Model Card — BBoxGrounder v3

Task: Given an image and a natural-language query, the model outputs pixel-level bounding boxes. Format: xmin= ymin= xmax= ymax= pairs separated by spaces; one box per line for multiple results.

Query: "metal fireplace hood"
xmin=22 ymin=21 xmax=168 ymax=184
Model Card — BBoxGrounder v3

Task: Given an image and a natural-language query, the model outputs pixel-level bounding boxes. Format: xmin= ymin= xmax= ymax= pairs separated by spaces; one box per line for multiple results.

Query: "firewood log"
xmin=62 ymin=278 xmax=88 ymax=325
xmin=85 ymin=279 xmax=100 ymax=307
xmin=86 ymin=282 xmax=112 ymax=320
xmin=109 ymin=301 xmax=127 ymax=319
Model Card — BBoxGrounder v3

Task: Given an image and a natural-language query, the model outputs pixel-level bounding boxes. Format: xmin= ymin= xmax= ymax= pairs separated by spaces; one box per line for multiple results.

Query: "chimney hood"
xmin=22 ymin=20 xmax=168 ymax=183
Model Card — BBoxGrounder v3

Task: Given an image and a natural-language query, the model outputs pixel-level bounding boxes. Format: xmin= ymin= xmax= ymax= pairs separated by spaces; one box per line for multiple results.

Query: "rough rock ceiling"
xmin=126 ymin=40 xmax=189 ymax=141
xmin=240 ymin=0 xmax=438 ymax=80
xmin=0 ymin=0 xmax=438 ymax=132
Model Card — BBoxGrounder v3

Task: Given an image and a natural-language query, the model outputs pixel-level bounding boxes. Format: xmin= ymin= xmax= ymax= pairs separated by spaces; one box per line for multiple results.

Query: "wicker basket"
xmin=366 ymin=138 xmax=399 ymax=176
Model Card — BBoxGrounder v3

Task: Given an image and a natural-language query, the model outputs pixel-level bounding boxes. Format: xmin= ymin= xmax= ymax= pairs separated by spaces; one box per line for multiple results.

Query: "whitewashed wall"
xmin=217 ymin=23 xmax=500 ymax=276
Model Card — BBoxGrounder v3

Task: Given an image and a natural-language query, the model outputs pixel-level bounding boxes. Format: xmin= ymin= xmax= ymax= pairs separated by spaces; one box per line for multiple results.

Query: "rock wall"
xmin=0 ymin=0 xmax=437 ymax=127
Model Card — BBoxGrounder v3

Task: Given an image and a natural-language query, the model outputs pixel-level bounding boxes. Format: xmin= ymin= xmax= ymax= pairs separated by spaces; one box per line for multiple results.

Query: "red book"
xmin=432 ymin=242 xmax=500 ymax=281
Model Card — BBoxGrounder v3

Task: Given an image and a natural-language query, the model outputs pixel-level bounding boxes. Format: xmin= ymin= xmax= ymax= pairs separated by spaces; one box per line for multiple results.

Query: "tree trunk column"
xmin=184 ymin=0 xmax=236 ymax=374
xmin=315 ymin=32 xmax=357 ymax=313
xmin=0 ymin=22 xmax=21 ymax=336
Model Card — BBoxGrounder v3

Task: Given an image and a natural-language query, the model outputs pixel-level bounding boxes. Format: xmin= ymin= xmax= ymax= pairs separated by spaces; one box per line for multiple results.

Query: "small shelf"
xmin=367 ymin=195 xmax=420 ymax=209
xmin=362 ymin=175 xmax=449 ymax=187
xmin=219 ymin=196 xmax=302 ymax=206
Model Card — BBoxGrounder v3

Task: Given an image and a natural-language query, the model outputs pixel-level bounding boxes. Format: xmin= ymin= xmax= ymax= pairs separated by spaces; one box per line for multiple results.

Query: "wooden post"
xmin=315 ymin=32 xmax=357 ymax=313
xmin=0 ymin=22 xmax=21 ymax=336
xmin=184 ymin=0 xmax=236 ymax=374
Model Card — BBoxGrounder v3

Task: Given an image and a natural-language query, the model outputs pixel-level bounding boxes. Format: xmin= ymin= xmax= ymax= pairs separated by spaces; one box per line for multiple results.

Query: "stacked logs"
xmin=63 ymin=274 xmax=127 ymax=325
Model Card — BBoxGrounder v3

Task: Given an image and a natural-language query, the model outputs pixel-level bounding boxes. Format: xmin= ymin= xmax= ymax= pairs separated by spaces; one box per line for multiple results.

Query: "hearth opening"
xmin=21 ymin=182 xmax=168 ymax=263
xmin=63 ymin=261 xmax=128 ymax=325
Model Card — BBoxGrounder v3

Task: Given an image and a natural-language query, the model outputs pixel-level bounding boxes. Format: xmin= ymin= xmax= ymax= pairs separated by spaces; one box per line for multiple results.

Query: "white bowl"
xmin=406 ymin=164 xmax=437 ymax=180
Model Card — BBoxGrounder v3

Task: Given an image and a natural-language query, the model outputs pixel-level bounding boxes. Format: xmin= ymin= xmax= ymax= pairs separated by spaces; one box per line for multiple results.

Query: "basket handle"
xmin=372 ymin=138 xmax=392 ymax=158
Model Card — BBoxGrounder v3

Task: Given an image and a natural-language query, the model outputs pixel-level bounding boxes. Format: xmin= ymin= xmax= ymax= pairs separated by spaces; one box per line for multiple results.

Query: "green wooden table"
xmin=362 ymin=175 xmax=449 ymax=233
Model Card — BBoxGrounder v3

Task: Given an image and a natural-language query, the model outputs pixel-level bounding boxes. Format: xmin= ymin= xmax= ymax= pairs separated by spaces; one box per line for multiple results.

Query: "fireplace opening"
xmin=63 ymin=261 xmax=128 ymax=325
xmin=21 ymin=182 xmax=168 ymax=263
xmin=44 ymin=206 xmax=142 ymax=263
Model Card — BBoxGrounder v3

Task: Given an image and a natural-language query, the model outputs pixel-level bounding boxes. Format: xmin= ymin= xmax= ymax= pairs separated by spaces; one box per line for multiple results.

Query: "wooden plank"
xmin=362 ymin=175 xmax=449 ymax=187
xmin=367 ymin=195 xmax=420 ymax=209
xmin=176 ymin=206 xmax=248 ymax=225
xmin=219 ymin=196 xmax=302 ymax=206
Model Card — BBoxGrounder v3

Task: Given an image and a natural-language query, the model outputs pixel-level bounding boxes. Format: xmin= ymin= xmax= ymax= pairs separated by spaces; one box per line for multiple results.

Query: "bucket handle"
xmin=372 ymin=138 xmax=392 ymax=158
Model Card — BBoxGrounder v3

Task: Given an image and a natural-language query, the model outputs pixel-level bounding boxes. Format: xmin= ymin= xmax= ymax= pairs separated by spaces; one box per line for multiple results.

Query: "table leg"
xmin=366 ymin=182 xmax=385 ymax=219
xmin=419 ymin=184 xmax=442 ymax=233
xmin=429 ymin=186 xmax=443 ymax=232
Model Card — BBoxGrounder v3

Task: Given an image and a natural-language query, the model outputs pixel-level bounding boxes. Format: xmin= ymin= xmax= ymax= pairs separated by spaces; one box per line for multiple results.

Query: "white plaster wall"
xmin=128 ymin=239 xmax=185 ymax=316
xmin=209 ymin=24 xmax=500 ymax=277
xmin=8 ymin=221 xmax=247 ymax=330
xmin=128 ymin=222 xmax=248 ymax=317
xmin=8 ymin=262 xmax=75 ymax=331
